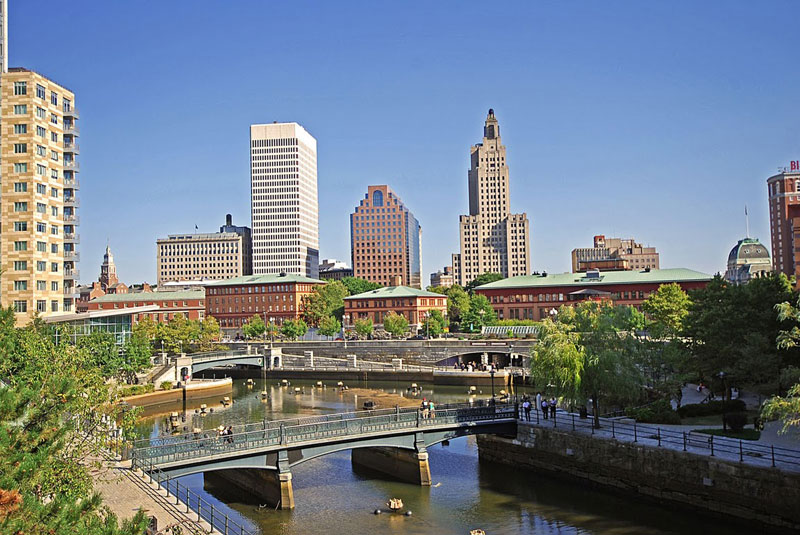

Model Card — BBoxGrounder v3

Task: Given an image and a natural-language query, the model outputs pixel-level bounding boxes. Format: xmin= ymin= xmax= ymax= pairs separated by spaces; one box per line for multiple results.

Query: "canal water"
xmin=137 ymin=379 xmax=741 ymax=535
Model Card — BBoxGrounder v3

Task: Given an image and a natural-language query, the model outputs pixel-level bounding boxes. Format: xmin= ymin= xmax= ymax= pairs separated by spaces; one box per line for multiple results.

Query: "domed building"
xmin=724 ymin=237 xmax=772 ymax=285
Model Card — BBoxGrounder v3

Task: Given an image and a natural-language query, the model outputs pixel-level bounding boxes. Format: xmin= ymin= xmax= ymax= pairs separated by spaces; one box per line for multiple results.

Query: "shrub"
xmin=160 ymin=380 xmax=174 ymax=391
xmin=118 ymin=384 xmax=155 ymax=397
xmin=677 ymin=400 xmax=746 ymax=418
xmin=627 ymin=399 xmax=681 ymax=425
xmin=724 ymin=412 xmax=748 ymax=432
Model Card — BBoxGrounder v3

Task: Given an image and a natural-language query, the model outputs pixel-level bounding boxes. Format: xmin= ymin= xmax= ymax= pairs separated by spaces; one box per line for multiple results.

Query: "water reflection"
xmin=137 ymin=379 xmax=745 ymax=535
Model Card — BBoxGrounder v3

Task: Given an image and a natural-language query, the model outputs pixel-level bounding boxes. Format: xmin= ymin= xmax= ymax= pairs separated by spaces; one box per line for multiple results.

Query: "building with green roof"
xmin=474 ymin=268 xmax=712 ymax=322
xmin=344 ymin=286 xmax=447 ymax=330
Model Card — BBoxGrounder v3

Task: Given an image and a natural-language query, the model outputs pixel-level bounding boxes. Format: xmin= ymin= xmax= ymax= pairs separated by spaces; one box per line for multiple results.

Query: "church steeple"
xmin=99 ymin=245 xmax=119 ymax=289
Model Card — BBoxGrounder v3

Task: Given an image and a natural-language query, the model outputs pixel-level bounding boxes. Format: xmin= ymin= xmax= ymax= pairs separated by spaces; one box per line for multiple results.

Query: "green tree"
xmin=341 ymin=277 xmax=382 ymax=296
xmin=426 ymin=286 xmax=448 ymax=295
xmin=383 ymin=311 xmax=410 ymax=338
xmin=684 ymin=273 xmax=797 ymax=394
xmin=120 ymin=330 xmax=152 ymax=384
xmin=465 ymin=272 xmax=504 ymax=294
xmin=198 ymin=315 xmax=221 ymax=351
xmin=281 ymin=319 xmax=308 ymax=340
xmin=354 ymin=317 xmax=374 ymax=338
xmin=76 ymin=331 xmax=121 ymax=379
xmin=532 ymin=301 xmax=645 ymax=427
xmin=0 ymin=307 xmax=148 ymax=534
xmin=446 ymin=285 xmax=471 ymax=326
xmin=302 ymin=281 xmax=349 ymax=325
xmin=242 ymin=314 xmax=266 ymax=339
xmin=642 ymin=283 xmax=691 ymax=338
xmin=762 ymin=383 xmax=800 ymax=435
xmin=318 ymin=315 xmax=342 ymax=337
xmin=423 ymin=309 xmax=448 ymax=337
xmin=461 ymin=294 xmax=497 ymax=333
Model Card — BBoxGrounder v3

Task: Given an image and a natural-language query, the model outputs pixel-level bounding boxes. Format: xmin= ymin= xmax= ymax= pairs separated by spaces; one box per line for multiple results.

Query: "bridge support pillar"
xmin=351 ymin=433 xmax=431 ymax=486
xmin=205 ymin=467 xmax=294 ymax=509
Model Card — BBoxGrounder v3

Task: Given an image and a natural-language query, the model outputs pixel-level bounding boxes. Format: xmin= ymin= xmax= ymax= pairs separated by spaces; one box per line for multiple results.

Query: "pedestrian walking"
xmin=541 ymin=399 xmax=549 ymax=419
xmin=549 ymin=398 xmax=556 ymax=420
xmin=522 ymin=399 xmax=531 ymax=421
xmin=428 ymin=400 xmax=436 ymax=419
xmin=535 ymin=392 xmax=542 ymax=416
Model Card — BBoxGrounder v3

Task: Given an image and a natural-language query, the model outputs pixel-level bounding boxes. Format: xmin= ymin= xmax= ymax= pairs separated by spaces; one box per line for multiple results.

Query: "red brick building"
xmin=475 ymin=268 xmax=711 ymax=321
xmin=85 ymin=290 xmax=206 ymax=323
xmin=344 ymin=286 xmax=447 ymax=329
xmin=767 ymin=161 xmax=800 ymax=282
xmin=205 ymin=273 xmax=325 ymax=333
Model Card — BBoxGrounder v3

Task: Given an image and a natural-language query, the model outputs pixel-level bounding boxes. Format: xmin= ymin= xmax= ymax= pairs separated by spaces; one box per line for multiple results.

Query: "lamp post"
xmin=343 ymin=314 xmax=349 ymax=349
xmin=490 ymin=368 xmax=496 ymax=401
xmin=269 ymin=317 xmax=275 ymax=347
xmin=719 ymin=371 xmax=728 ymax=430
xmin=263 ymin=311 xmax=268 ymax=344
xmin=478 ymin=308 xmax=486 ymax=335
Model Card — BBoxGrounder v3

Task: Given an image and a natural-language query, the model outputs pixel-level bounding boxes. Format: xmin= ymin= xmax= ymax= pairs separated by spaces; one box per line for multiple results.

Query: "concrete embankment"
xmin=121 ymin=378 xmax=233 ymax=409
xmin=477 ymin=423 xmax=800 ymax=533
xmin=196 ymin=368 xmax=509 ymax=387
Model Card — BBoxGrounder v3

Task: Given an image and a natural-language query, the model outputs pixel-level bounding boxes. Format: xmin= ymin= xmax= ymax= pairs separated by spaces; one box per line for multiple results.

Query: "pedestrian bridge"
xmin=130 ymin=403 xmax=517 ymax=509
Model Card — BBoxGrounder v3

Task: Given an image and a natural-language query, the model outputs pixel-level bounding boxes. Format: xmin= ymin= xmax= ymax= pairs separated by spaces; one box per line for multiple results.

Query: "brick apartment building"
xmin=475 ymin=268 xmax=711 ymax=321
xmin=205 ymin=273 xmax=324 ymax=333
xmin=343 ymin=286 xmax=447 ymax=330
xmin=85 ymin=289 xmax=206 ymax=323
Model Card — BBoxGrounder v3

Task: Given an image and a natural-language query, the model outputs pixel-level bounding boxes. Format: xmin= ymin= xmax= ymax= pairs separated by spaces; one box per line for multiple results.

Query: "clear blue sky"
xmin=10 ymin=1 xmax=800 ymax=284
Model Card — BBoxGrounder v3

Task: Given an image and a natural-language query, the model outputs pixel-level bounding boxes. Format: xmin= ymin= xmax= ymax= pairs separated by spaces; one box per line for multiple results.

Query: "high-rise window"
xmin=14 ymin=163 xmax=27 ymax=173
xmin=13 ymin=261 xmax=27 ymax=270
xmin=14 ymin=202 xmax=27 ymax=212
xmin=14 ymin=124 xmax=27 ymax=134
xmin=14 ymin=183 xmax=27 ymax=192
xmin=36 ymin=126 xmax=46 ymax=137
xmin=13 ymin=143 xmax=27 ymax=153
xmin=51 ymin=92 xmax=58 ymax=106
xmin=14 ymin=241 xmax=28 ymax=251
xmin=13 ymin=301 xmax=27 ymax=313
xmin=13 ymin=104 xmax=27 ymax=115
xmin=36 ymin=84 xmax=45 ymax=99
xmin=14 ymin=281 xmax=28 ymax=291
xmin=14 ymin=81 xmax=27 ymax=95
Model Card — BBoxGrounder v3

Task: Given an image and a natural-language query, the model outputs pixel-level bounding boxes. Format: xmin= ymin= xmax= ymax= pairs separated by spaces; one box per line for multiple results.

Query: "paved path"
xmin=90 ymin=456 xmax=213 ymax=534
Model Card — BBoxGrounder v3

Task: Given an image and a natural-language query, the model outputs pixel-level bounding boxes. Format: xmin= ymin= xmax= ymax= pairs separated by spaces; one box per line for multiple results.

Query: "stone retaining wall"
xmin=477 ymin=423 xmax=800 ymax=532
xmin=122 ymin=378 xmax=232 ymax=409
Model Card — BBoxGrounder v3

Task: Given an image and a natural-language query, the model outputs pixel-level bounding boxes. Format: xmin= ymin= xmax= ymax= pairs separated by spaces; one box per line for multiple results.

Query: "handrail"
xmin=521 ymin=408 xmax=800 ymax=472
xmin=131 ymin=402 xmax=516 ymax=463
xmin=133 ymin=460 xmax=256 ymax=535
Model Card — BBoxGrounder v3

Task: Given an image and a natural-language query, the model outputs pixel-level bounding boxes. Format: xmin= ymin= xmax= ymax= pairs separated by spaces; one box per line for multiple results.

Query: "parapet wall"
xmin=477 ymin=423 xmax=800 ymax=532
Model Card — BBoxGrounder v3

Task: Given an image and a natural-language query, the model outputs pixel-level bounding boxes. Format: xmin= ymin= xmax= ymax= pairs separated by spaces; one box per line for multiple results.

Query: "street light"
xmin=478 ymin=308 xmax=486 ymax=335
xmin=490 ymin=368 xmax=496 ymax=401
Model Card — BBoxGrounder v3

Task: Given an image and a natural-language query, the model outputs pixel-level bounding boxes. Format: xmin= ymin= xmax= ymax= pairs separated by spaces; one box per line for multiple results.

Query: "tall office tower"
xmin=250 ymin=122 xmax=319 ymax=278
xmin=219 ymin=213 xmax=253 ymax=275
xmin=350 ymin=185 xmax=422 ymax=288
xmin=452 ymin=109 xmax=530 ymax=286
xmin=767 ymin=160 xmax=800 ymax=282
xmin=1 ymin=68 xmax=80 ymax=322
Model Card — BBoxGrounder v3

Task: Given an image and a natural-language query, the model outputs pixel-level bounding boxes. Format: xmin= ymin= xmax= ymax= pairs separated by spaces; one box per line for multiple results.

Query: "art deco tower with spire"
xmin=452 ymin=109 xmax=530 ymax=286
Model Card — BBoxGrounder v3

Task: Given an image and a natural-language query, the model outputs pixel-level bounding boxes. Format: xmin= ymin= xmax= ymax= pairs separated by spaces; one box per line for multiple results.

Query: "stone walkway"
xmin=91 ymin=456 xmax=214 ymax=534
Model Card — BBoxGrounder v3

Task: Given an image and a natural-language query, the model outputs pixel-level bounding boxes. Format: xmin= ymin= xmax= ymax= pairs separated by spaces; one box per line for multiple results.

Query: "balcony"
xmin=63 ymin=122 xmax=80 ymax=135
xmin=63 ymin=213 xmax=80 ymax=225
xmin=62 ymin=106 xmax=79 ymax=119
xmin=63 ymin=232 xmax=80 ymax=244
xmin=63 ymin=287 xmax=79 ymax=297
xmin=64 ymin=268 xmax=80 ymax=279
xmin=64 ymin=176 xmax=80 ymax=189
xmin=63 ymin=250 xmax=80 ymax=261
xmin=63 ymin=141 xmax=80 ymax=154
xmin=63 ymin=195 xmax=80 ymax=207
xmin=63 ymin=160 xmax=80 ymax=172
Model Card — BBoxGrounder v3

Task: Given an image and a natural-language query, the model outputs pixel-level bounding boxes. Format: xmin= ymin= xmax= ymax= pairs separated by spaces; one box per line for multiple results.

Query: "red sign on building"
xmin=791 ymin=160 xmax=799 ymax=172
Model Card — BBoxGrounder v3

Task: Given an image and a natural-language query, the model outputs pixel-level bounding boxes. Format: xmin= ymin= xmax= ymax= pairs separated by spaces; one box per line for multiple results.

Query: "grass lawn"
xmin=692 ymin=428 xmax=761 ymax=441
xmin=680 ymin=409 xmax=760 ymax=427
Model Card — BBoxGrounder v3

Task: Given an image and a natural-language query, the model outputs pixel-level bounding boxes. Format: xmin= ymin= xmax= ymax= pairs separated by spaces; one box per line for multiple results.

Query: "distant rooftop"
xmin=476 ymin=268 xmax=712 ymax=290
xmin=90 ymin=290 xmax=205 ymax=303
xmin=345 ymin=286 xmax=446 ymax=300
xmin=205 ymin=273 xmax=325 ymax=287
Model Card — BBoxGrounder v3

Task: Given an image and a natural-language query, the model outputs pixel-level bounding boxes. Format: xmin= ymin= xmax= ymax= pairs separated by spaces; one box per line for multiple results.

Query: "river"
xmin=136 ymin=378 xmax=741 ymax=535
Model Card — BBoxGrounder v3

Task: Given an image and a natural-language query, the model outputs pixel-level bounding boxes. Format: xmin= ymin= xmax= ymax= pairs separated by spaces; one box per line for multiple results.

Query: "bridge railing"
xmin=190 ymin=348 xmax=251 ymax=363
xmin=134 ymin=459 xmax=257 ymax=535
xmin=131 ymin=402 xmax=517 ymax=467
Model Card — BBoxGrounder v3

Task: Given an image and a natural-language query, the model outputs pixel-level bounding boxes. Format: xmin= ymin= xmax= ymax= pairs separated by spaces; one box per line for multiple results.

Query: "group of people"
xmin=419 ymin=398 xmax=436 ymax=419
xmin=453 ymin=362 xmax=497 ymax=372
xmin=218 ymin=425 xmax=234 ymax=444
xmin=519 ymin=393 xmax=557 ymax=421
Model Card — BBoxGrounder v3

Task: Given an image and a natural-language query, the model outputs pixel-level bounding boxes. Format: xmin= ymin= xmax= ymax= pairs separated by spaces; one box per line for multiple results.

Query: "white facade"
xmin=250 ymin=122 xmax=319 ymax=278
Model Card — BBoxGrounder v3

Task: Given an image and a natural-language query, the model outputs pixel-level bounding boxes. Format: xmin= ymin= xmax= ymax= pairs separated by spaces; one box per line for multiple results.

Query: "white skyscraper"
xmin=250 ymin=122 xmax=319 ymax=278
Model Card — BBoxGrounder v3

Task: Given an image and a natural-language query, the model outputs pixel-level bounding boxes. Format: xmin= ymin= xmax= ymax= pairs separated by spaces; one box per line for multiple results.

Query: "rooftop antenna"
xmin=745 ymin=205 xmax=750 ymax=239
